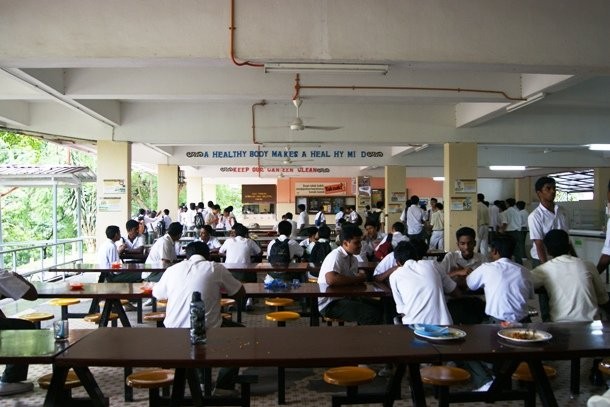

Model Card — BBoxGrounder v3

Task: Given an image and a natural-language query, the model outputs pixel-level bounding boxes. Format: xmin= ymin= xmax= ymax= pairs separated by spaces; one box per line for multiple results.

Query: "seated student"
xmin=0 ymin=270 xmax=38 ymax=396
xmin=152 ymin=241 xmax=245 ymax=396
xmin=360 ymin=220 xmax=385 ymax=261
xmin=441 ymin=227 xmax=486 ymax=278
xmin=317 ymin=225 xmax=383 ymax=325
xmin=267 ymin=220 xmax=304 ymax=281
xmin=373 ymin=240 xmax=409 ymax=284
xmin=143 ymin=222 xmax=183 ymax=283
xmin=531 ymin=229 xmax=608 ymax=322
xmin=198 ymin=224 xmax=222 ymax=253
xmin=300 ymin=226 xmax=319 ymax=258
xmin=284 ymin=212 xmax=299 ymax=239
xmin=119 ymin=219 xmax=146 ymax=255
xmin=308 ymin=225 xmax=336 ymax=273
xmin=374 ymin=222 xmax=408 ymax=260
xmin=218 ymin=223 xmax=261 ymax=310
xmin=98 ymin=225 xmax=142 ymax=283
xmin=466 ymin=235 xmax=534 ymax=324
xmin=390 ymin=241 xmax=458 ymax=325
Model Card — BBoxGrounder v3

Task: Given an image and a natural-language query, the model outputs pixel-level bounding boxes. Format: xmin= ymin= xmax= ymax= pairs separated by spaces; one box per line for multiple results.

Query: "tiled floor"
xmin=1 ymin=278 xmax=609 ymax=406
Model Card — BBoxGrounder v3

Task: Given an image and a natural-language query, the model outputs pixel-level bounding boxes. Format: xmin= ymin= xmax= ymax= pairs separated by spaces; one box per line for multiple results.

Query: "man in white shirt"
xmin=403 ymin=196 xmax=425 ymax=240
xmin=390 ymin=241 xmax=458 ymax=325
xmin=516 ymin=200 xmax=529 ymax=261
xmin=267 ymin=221 xmax=304 ymax=281
xmin=360 ymin=220 xmax=386 ymax=260
xmin=466 ymin=235 xmax=534 ymax=323
xmin=501 ymin=198 xmax=524 ymax=264
xmin=528 ymin=176 xmax=570 ymax=266
xmin=98 ymin=225 xmax=122 ymax=268
xmin=185 ymin=203 xmax=197 ymax=230
xmin=335 ymin=207 xmax=345 ymax=229
xmin=476 ymin=194 xmax=490 ymax=255
xmin=0 ymin=270 xmax=38 ymax=396
xmin=284 ymin=212 xmax=299 ymax=239
xmin=143 ymin=222 xmax=183 ymax=282
xmin=313 ymin=208 xmax=326 ymax=227
xmin=428 ymin=202 xmax=444 ymax=250
xmin=218 ymin=223 xmax=261 ymax=311
xmin=197 ymin=225 xmax=222 ymax=253
xmin=296 ymin=204 xmax=309 ymax=234
xmin=152 ymin=241 xmax=245 ymax=395
xmin=119 ymin=219 xmax=146 ymax=256
xmin=318 ymin=225 xmax=382 ymax=325
xmin=488 ymin=201 xmax=500 ymax=235
xmin=531 ymin=229 xmax=608 ymax=322
xmin=441 ymin=227 xmax=486 ymax=278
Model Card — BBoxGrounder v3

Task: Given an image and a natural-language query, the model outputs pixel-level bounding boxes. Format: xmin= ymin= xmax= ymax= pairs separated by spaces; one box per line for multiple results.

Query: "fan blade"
xmin=303 ymin=125 xmax=342 ymax=131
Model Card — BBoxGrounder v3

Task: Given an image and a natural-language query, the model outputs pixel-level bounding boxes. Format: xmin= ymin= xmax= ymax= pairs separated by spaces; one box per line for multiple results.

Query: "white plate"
xmin=413 ymin=327 xmax=466 ymax=341
xmin=497 ymin=328 xmax=552 ymax=343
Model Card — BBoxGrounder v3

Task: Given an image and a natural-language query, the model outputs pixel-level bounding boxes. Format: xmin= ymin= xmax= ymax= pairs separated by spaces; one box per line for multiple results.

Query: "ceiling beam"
xmin=0 ymin=101 xmax=29 ymax=126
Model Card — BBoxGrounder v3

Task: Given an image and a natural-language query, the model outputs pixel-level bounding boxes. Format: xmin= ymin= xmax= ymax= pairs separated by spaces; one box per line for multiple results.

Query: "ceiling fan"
xmin=288 ymin=98 xmax=342 ymax=131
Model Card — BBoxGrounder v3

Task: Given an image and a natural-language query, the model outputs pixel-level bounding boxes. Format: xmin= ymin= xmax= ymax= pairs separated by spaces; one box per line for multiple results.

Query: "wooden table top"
xmin=49 ymin=262 xmax=167 ymax=273
xmin=430 ymin=321 xmax=610 ymax=361
xmin=222 ymin=262 xmax=309 ymax=272
xmin=54 ymin=325 xmax=439 ymax=368
xmin=0 ymin=329 xmax=93 ymax=364
xmin=34 ymin=282 xmax=154 ymax=299
xmin=243 ymin=282 xmax=391 ymax=298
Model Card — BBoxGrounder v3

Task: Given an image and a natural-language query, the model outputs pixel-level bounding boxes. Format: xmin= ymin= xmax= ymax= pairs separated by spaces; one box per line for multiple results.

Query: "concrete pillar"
xmin=202 ymin=182 xmax=217 ymax=205
xmin=594 ymin=167 xmax=610 ymax=228
xmin=443 ymin=143 xmax=477 ymax=246
xmin=96 ymin=141 xmax=131 ymax=249
xmin=186 ymin=176 xmax=202 ymax=204
xmin=157 ymin=164 xmax=179 ymax=220
xmin=514 ymin=177 xmax=532 ymax=204
xmin=384 ymin=166 xmax=406 ymax=234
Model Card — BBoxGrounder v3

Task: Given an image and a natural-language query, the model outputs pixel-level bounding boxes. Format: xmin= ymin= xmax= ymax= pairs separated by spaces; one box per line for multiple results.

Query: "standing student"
xmin=502 ymin=198 xmax=524 ymax=264
xmin=296 ymin=204 xmax=309 ymax=234
xmin=597 ymin=180 xmax=610 ymax=274
xmin=428 ymin=202 xmax=444 ymax=250
xmin=403 ymin=196 xmax=425 ymax=240
xmin=476 ymin=193 xmax=490 ymax=255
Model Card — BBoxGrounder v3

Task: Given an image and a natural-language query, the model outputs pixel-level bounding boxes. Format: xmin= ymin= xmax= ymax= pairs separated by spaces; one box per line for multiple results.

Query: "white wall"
xmin=477 ymin=178 xmax=515 ymax=202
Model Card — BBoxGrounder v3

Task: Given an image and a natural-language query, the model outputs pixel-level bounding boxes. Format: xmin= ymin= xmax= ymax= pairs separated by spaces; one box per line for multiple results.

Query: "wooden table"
xmin=48 ymin=262 xmax=167 ymax=274
xmin=0 ymin=328 xmax=92 ymax=364
xmin=35 ymin=282 xmax=153 ymax=327
xmin=428 ymin=322 xmax=610 ymax=407
xmin=243 ymin=281 xmax=391 ymax=325
xmin=44 ymin=325 xmax=437 ymax=407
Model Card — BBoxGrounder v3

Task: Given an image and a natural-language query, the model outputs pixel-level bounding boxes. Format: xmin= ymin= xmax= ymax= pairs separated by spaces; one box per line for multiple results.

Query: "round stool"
xmin=324 ymin=366 xmax=378 ymax=406
xmin=323 ymin=317 xmax=346 ymax=327
xmin=48 ymin=298 xmax=81 ymax=320
xmin=511 ymin=362 xmax=557 ymax=382
xmin=156 ymin=299 xmax=167 ymax=309
xmin=512 ymin=362 xmax=556 ymax=407
xmin=220 ymin=298 xmax=236 ymax=308
xmin=308 ymin=277 xmax=318 ymax=283
xmin=420 ymin=366 xmax=471 ymax=407
xmin=143 ymin=312 xmax=166 ymax=328
xmin=38 ymin=369 xmax=82 ymax=402
xmin=126 ymin=369 xmax=174 ymax=407
xmin=84 ymin=312 xmax=119 ymax=326
xmin=265 ymin=311 xmax=300 ymax=327
xmin=265 ymin=310 xmax=300 ymax=404
xmin=20 ymin=312 xmax=54 ymax=328
xmin=265 ymin=298 xmax=294 ymax=311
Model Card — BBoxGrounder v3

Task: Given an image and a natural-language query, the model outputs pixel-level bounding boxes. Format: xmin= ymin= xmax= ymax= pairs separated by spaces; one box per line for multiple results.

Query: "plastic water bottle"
xmin=190 ymin=291 xmax=207 ymax=344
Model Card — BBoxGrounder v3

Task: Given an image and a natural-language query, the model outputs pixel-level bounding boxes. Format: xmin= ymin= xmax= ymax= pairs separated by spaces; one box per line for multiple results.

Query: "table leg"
xmin=186 ymin=368 xmax=204 ymax=406
xmin=43 ymin=365 xmax=69 ymax=407
xmin=308 ymin=298 xmax=319 ymax=326
xmin=570 ymin=358 xmax=580 ymax=394
xmin=528 ymin=360 xmax=558 ymax=407
xmin=136 ymin=298 xmax=143 ymax=324
xmin=112 ymin=300 xmax=131 ymax=327
xmin=99 ymin=301 xmax=113 ymax=327
xmin=73 ymin=366 xmax=107 ymax=407
xmin=171 ymin=368 xmax=187 ymax=407
xmin=237 ymin=297 xmax=243 ymax=323
xmin=408 ymin=363 xmax=427 ymax=407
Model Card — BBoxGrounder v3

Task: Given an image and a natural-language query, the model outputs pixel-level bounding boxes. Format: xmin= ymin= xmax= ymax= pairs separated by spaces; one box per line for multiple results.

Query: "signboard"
xmin=242 ymin=185 xmax=277 ymax=203
xmin=99 ymin=196 xmax=122 ymax=212
xmin=103 ymin=179 xmax=126 ymax=194
xmin=295 ymin=182 xmax=347 ymax=196
xmin=454 ymin=179 xmax=476 ymax=194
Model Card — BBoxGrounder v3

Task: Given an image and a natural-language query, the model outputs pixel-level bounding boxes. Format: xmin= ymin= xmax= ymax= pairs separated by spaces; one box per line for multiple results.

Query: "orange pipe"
xmin=251 ymin=100 xmax=266 ymax=177
xmin=229 ymin=0 xmax=263 ymax=68
xmin=292 ymin=74 xmax=524 ymax=101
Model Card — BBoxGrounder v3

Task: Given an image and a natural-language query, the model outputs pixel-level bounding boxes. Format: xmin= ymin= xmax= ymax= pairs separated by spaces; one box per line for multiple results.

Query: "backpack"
xmin=374 ymin=234 xmax=393 ymax=261
xmin=366 ymin=210 xmax=381 ymax=225
xmin=314 ymin=213 xmax=325 ymax=227
xmin=194 ymin=212 xmax=204 ymax=228
xmin=155 ymin=219 xmax=166 ymax=236
xmin=309 ymin=241 xmax=332 ymax=265
xmin=354 ymin=212 xmax=363 ymax=226
xmin=268 ymin=238 xmax=291 ymax=263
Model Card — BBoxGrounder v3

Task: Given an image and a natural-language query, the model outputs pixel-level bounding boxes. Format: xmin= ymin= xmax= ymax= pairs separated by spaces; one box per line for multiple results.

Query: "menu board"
xmin=242 ymin=185 xmax=276 ymax=203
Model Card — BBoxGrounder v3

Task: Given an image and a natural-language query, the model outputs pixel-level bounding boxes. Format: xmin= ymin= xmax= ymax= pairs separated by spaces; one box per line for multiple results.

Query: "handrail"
xmin=0 ymin=237 xmax=88 ymax=281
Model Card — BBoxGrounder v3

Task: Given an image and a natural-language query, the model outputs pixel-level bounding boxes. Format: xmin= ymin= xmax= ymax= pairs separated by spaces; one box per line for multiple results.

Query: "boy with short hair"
xmin=441 ymin=227 xmax=486 ymax=278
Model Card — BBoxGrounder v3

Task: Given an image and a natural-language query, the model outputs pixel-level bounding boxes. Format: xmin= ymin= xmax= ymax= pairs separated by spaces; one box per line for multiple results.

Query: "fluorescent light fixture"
xmin=432 ymin=177 xmax=445 ymax=181
xmin=264 ymin=63 xmax=389 ymax=74
xmin=505 ymin=92 xmax=545 ymax=112
xmin=489 ymin=165 xmax=526 ymax=171
xmin=588 ymin=144 xmax=610 ymax=151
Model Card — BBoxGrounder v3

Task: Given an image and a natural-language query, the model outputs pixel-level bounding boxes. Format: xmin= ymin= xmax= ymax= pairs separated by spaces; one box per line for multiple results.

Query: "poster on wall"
xmin=103 ymin=179 xmax=126 ymax=194
xmin=99 ymin=197 xmax=122 ymax=212
xmin=390 ymin=191 xmax=406 ymax=203
xmin=295 ymin=182 xmax=347 ymax=196
xmin=450 ymin=196 xmax=472 ymax=211
xmin=453 ymin=179 xmax=476 ymax=194
xmin=242 ymin=185 xmax=277 ymax=203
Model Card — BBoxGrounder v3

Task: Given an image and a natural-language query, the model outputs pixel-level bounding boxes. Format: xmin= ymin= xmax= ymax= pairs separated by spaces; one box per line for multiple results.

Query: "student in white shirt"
xmin=119 ymin=219 xmax=146 ymax=256
xmin=284 ymin=212 xmax=299 ymax=239
xmin=502 ymin=198 xmax=524 ymax=264
xmin=296 ymin=204 xmax=309 ymax=234
xmin=267 ymin=221 xmax=304 ymax=282
xmin=466 ymin=235 xmax=534 ymax=323
xmin=441 ymin=227 xmax=486 ymax=278
xmin=197 ymin=225 xmax=222 ymax=252
xmin=597 ymin=180 xmax=610 ymax=274
xmin=402 ymin=195 xmax=425 ymax=239
xmin=313 ymin=209 xmax=326 ymax=227
xmin=476 ymin=193 xmax=490 ymax=255
xmin=143 ymin=222 xmax=183 ymax=282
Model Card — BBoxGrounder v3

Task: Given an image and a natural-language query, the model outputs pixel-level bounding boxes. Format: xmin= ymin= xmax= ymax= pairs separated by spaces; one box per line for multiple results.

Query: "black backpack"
xmin=194 ymin=212 xmax=204 ymax=228
xmin=156 ymin=219 xmax=166 ymax=236
xmin=309 ymin=241 xmax=332 ymax=265
xmin=268 ymin=238 xmax=291 ymax=263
